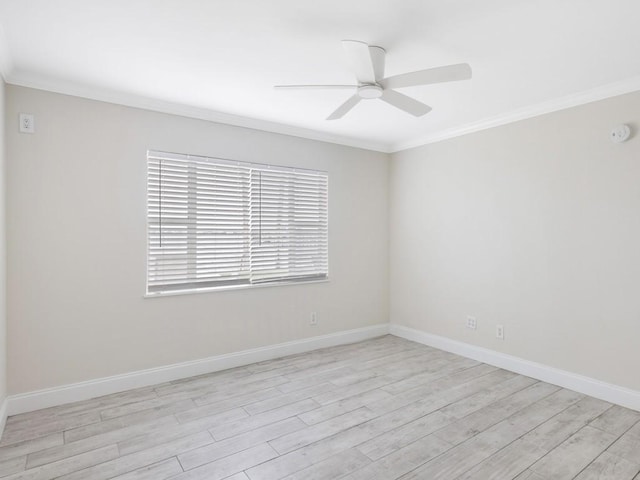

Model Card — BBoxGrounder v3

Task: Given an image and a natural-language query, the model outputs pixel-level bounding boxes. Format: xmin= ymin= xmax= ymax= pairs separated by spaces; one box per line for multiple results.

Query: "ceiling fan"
xmin=275 ymin=40 xmax=472 ymax=120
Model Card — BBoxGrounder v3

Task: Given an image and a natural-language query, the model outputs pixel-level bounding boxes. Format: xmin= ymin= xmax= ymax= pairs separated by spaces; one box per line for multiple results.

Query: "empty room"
xmin=0 ymin=0 xmax=639 ymax=478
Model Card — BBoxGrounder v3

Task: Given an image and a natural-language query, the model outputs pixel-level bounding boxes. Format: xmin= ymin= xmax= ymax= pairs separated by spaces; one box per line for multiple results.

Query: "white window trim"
xmin=144 ymin=277 xmax=330 ymax=298
xmin=145 ymin=150 xmax=329 ymax=296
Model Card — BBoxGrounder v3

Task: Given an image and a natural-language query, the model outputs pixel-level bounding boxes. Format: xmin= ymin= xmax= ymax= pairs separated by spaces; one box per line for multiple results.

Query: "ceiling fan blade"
xmin=327 ymin=94 xmax=361 ymax=120
xmin=369 ymin=46 xmax=386 ymax=81
xmin=380 ymin=90 xmax=432 ymax=117
xmin=274 ymin=84 xmax=356 ymax=90
xmin=382 ymin=63 xmax=472 ymax=89
xmin=342 ymin=40 xmax=376 ymax=84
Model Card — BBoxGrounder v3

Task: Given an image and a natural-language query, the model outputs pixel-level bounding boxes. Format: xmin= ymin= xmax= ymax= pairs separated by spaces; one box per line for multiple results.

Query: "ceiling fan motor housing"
xmin=358 ymin=85 xmax=383 ymax=99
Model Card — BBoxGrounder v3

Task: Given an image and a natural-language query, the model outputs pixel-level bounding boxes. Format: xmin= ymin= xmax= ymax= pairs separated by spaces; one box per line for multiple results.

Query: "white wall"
xmin=8 ymin=81 xmax=640 ymax=402
xmin=391 ymin=91 xmax=640 ymax=391
xmin=6 ymin=85 xmax=390 ymax=395
xmin=0 ymin=79 xmax=7 ymax=408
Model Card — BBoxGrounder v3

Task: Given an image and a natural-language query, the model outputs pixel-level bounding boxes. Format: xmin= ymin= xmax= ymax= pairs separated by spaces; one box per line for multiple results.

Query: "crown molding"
xmin=391 ymin=76 xmax=640 ymax=152
xmin=5 ymin=72 xmax=393 ymax=153
xmin=6 ymin=68 xmax=640 ymax=155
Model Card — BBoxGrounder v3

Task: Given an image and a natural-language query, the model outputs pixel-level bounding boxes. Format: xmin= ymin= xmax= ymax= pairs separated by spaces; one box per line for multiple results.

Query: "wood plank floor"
xmin=1 ymin=335 xmax=639 ymax=480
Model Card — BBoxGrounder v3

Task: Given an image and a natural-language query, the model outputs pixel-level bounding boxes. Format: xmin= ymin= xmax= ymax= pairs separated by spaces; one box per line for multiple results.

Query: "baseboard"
xmin=7 ymin=324 xmax=390 ymax=416
xmin=389 ymin=324 xmax=640 ymax=412
xmin=11 ymin=322 xmax=635 ymax=417
xmin=0 ymin=397 xmax=7 ymax=440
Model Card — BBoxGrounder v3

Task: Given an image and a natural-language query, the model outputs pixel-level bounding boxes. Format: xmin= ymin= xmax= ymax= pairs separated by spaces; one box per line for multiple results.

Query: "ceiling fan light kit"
xmin=275 ymin=40 xmax=472 ymax=120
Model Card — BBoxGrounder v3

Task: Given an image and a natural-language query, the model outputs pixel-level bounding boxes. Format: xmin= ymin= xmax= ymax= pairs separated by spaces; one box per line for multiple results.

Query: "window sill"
xmin=144 ymin=278 xmax=330 ymax=298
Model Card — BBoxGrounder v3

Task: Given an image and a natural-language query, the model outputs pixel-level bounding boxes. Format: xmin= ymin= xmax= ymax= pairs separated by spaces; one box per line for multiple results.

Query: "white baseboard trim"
xmin=0 ymin=397 xmax=7 ymax=440
xmin=389 ymin=324 xmax=640 ymax=412
xmin=7 ymin=324 xmax=390 ymax=416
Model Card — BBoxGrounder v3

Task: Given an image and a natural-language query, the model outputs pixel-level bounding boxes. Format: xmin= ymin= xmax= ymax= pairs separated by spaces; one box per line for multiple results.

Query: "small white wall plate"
xmin=19 ymin=113 xmax=35 ymax=134
xmin=611 ymin=124 xmax=630 ymax=143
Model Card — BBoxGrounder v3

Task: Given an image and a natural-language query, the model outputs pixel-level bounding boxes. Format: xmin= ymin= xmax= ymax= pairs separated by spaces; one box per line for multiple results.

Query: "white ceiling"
xmin=1 ymin=0 xmax=640 ymax=152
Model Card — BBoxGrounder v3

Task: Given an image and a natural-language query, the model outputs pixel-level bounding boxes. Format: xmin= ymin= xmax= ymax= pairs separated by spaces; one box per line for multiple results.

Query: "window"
xmin=146 ymin=151 xmax=328 ymax=294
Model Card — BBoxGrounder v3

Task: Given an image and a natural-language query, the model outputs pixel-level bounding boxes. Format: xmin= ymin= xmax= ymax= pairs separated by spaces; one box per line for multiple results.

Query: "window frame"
xmin=145 ymin=150 xmax=329 ymax=297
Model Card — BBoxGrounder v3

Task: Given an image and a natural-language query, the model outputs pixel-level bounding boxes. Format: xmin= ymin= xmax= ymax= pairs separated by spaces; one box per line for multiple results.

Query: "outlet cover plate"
xmin=466 ymin=316 xmax=477 ymax=330
xmin=19 ymin=113 xmax=35 ymax=134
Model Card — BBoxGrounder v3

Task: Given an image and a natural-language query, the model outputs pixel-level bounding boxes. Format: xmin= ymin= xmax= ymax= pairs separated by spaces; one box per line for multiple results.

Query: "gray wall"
xmin=6 ymin=85 xmax=390 ymax=394
xmin=390 ymin=91 xmax=640 ymax=390
xmin=0 ymin=79 xmax=6 ymax=406
xmin=7 ymin=82 xmax=640 ymax=398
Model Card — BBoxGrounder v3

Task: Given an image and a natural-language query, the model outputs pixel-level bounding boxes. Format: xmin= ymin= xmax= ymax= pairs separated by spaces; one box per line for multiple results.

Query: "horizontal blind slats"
xmin=249 ymin=166 xmax=328 ymax=285
xmin=147 ymin=151 xmax=328 ymax=292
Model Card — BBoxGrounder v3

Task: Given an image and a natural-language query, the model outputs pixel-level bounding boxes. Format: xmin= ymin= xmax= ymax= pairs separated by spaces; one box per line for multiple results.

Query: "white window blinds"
xmin=147 ymin=151 xmax=328 ymax=294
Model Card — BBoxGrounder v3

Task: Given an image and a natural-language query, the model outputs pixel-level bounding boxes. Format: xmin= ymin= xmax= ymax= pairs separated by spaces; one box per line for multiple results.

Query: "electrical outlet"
xmin=310 ymin=312 xmax=318 ymax=326
xmin=466 ymin=316 xmax=477 ymax=330
xmin=19 ymin=113 xmax=35 ymax=134
xmin=496 ymin=324 xmax=504 ymax=340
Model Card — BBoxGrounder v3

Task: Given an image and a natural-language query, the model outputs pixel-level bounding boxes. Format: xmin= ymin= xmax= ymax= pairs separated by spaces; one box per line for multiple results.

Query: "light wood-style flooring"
xmin=1 ymin=335 xmax=639 ymax=479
